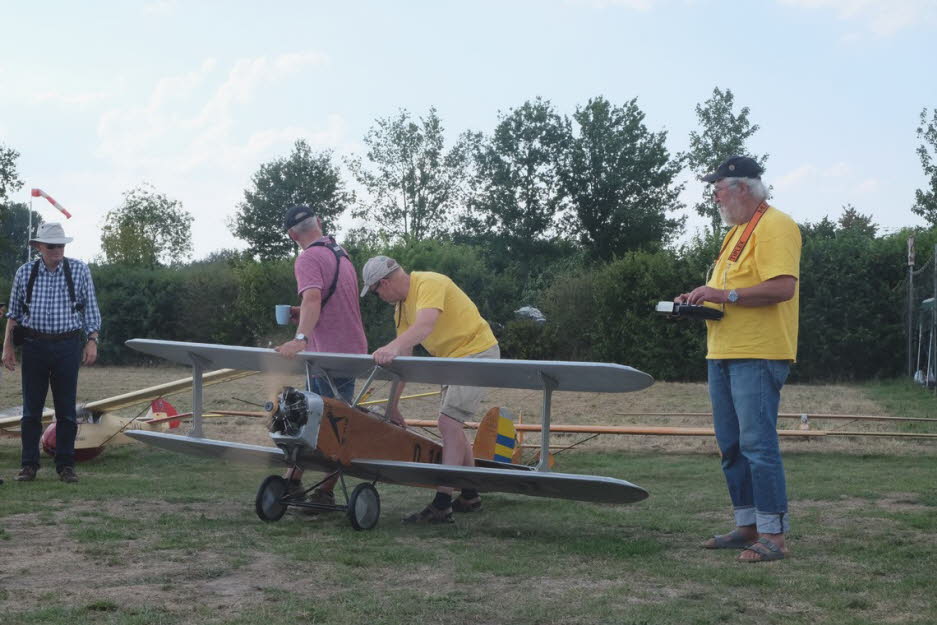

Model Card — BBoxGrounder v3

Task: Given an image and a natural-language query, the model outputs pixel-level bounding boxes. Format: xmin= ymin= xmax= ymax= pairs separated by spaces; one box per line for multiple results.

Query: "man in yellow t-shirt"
xmin=675 ymin=156 xmax=801 ymax=563
xmin=360 ymin=256 xmax=499 ymax=524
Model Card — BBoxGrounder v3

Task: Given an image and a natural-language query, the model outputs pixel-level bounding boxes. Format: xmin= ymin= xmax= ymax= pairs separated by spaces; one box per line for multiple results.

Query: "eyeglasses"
xmin=371 ymin=279 xmax=383 ymax=295
xmin=44 ymin=244 xmax=65 ymax=250
xmin=711 ymin=181 xmax=739 ymax=198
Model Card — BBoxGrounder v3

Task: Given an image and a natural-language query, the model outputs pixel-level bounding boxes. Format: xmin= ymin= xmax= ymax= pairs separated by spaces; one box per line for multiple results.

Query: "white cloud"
xmin=857 ymin=177 xmax=880 ymax=193
xmin=143 ymin=0 xmax=177 ymax=16
xmin=89 ymin=52 xmax=343 ymax=258
xmin=778 ymin=0 xmax=937 ymax=36
xmin=775 ymin=164 xmax=815 ymax=191
xmin=565 ymin=0 xmax=658 ymax=9
xmin=96 ymin=52 xmax=330 ymax=168
xmin=823 ymin=161 xmax=850 ymax=177
xmin=32 ymin=89 xmax=110 ymax=107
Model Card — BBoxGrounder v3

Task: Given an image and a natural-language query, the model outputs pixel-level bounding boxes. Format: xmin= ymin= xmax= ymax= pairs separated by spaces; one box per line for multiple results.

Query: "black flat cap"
xmin=283 ymin=204 xmax=316 ymax=231
xmin=701 ymin=156 xmax=764 ymax=183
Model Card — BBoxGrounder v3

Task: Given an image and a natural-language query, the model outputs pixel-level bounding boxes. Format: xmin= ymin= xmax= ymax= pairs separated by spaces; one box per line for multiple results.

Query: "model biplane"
xmin=121 ymin=339 xmax=654 ymax=530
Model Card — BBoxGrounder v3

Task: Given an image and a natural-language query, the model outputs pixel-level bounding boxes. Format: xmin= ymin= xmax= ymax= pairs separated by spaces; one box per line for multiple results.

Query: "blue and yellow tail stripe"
xmin=493 ymin=412 xmax=516 ymax=463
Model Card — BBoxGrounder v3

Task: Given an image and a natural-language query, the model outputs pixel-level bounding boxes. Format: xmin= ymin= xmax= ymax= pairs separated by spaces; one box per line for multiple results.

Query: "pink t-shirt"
xmin=294 ymin=236 xmax=368 ymax=354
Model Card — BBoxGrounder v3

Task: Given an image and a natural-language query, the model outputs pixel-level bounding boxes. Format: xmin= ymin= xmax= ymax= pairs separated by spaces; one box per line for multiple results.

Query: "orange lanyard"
xmin=716 ymin=201 xmax=770 ymax=263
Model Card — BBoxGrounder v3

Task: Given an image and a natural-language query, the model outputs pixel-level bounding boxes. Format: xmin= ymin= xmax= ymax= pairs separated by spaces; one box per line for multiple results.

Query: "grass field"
xmin=1 ymin=368 xmax=936 ymax=625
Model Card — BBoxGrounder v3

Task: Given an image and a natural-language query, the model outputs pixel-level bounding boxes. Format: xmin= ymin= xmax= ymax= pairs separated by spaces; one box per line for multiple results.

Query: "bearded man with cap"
xmin=274 ymin=204 xmax=368 ymax=506
xmin=675 ymin=156 xmax=801 ymax=563
xmin=3 ymin=222 xmax=102 ymax=484
xmin=360 ymin=256 xmax=500 ymax=524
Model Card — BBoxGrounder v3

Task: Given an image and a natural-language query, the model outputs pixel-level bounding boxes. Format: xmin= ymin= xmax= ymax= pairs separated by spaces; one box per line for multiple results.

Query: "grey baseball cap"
xmin=360 ymin=255 xmax=400 ymax=297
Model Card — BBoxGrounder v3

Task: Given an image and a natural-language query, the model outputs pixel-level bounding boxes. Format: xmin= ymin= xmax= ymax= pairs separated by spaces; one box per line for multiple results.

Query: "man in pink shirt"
xmin=275 ymin=204 xmax=368 ymax=506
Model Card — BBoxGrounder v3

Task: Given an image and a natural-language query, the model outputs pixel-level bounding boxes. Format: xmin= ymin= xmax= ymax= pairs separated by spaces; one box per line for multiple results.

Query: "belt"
xmin=24 ymin=328 xmax=81 ymax=341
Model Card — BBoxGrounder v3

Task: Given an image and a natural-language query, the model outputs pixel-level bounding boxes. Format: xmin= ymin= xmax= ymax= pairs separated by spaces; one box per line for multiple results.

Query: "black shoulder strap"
xmin=24 ymin=258 xmax=83 ymax=314
xmin=24 ymin=259 xmax=42 ymax=314
xmin=306 ymin=236 xmax=349 ymax=308
xmin=63 ymin=259 xmax=84 ymax=313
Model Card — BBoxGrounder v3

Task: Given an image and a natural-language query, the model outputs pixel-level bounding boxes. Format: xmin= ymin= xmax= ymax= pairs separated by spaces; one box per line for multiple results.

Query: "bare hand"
xmin=2 ymin=346 xmax=15 ymax=372
xmin=289 ymin=306 xmax=300 ymax=324
xmin=82 ymin=341 xmax=97 ymax=366
xmin=676 ymin=286 xmax=726 ymax=306
xmin=275 ymin=339 xmax=306 ymax=359
xmin=372 ymin=342 xmax=409 ymax=366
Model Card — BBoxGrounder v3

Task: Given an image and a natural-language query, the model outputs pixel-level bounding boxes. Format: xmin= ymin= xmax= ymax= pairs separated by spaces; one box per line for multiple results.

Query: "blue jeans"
xmin=20 ymin=335 xmax=82 ymax=471
xmin=311 ymin=376 xmax=355 ymax=404
xmin=708 ymin=359 xmax=790 ymax=535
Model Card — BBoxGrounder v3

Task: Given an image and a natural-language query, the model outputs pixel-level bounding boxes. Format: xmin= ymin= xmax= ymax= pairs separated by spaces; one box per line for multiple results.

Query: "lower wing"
xmin=347 ymin=459 xmax=648 ymax=505
xmin=125 ymin=431 xmax=648 ymax=505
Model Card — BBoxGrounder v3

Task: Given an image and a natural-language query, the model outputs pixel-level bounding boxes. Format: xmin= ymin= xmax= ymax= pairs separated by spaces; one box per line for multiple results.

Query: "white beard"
xmin=718 ymin=198 xmax=746 ymax=226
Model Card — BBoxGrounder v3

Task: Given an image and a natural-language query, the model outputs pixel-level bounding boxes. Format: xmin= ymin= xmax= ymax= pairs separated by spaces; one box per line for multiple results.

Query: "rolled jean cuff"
xmin=756 ymin=511 xmax=790 ymax=535
xmin=733 ymin=505 xmax=756 ymax=527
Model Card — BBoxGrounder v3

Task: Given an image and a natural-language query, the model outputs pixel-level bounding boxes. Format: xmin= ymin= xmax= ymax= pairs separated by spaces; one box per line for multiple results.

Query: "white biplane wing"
xmin=125 ymin=339 xmax=653 ymax=392
xmin=123 ymin=430 xmax=649 ymax=504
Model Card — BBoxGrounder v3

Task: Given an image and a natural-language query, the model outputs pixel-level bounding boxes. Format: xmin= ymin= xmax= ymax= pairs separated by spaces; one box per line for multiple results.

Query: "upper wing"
xmin=347 ymin=459 xmax=648 ymax=505
xmin=125 ymin=339 xmax=653 ymax=393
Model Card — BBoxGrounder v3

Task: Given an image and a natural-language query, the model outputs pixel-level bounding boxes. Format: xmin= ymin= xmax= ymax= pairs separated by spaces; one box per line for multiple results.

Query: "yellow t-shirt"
xmin=705 ymin=205 xmax=801 ymax=361
xmin=395 ymin=271 xmax=498 ymax=358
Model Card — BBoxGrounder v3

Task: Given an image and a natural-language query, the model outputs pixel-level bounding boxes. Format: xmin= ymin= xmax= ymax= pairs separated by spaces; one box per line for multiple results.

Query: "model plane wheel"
xmin=347 ymin=483 xmax=380 ymax=531
xmin=255 ymin=475 xmax=289 ymax=522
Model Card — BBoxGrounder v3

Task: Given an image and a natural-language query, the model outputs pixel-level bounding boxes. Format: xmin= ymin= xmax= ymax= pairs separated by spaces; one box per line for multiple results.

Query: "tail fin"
xmin=149 ymin=398 xmax=180 ymax=429
xmin=473 ymin=407 xmax=517 ymax=464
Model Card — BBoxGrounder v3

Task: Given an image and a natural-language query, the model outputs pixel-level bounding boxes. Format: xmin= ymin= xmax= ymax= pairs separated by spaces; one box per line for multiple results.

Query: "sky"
xmin=1 ymin=0 xmax=935 ymax=262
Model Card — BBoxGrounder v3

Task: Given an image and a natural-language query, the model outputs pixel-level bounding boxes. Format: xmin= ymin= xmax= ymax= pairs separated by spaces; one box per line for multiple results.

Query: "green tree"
xmin=838 ymin=203 xmax=878 ymax=237
xmin=685 ymin=87 xmax=768 ymax=234
xmin=100 ymin=184 xmax=193 ymax=266
xmin=466 ymin=98 xmax=570 ymax=253
xmin=912 ymin=107 xmax=937 ymax=226
xmin=562 ymin=96 xmax=685 ymax=260
xmin=0 ymin=142 xmax=23 ymax=204
xmin=349 ymin=107 xmax=471 ymax=243
xmin=0 ymin=203 xmax=43 ymax=278
xmin=231 ymin=140 xmax=352 ymax=260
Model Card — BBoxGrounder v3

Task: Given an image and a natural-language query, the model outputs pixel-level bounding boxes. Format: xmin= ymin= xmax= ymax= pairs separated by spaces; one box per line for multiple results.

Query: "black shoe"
xmin=307 ymin=488 xmax=335 ymax=506
xmin=452 ymin=495 xmax=482 ymax=513
xmin=15 ymin=466 xmax=37 ymax=481
xmin=402 ymin=505 xmax=454 ymax=524
xmin=59 ymin=466 xmax=79 ymax=483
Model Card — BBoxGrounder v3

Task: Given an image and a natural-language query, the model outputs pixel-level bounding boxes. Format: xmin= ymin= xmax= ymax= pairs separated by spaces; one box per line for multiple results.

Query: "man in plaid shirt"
xmin=2 ymin=222 xmax=102 ymax=483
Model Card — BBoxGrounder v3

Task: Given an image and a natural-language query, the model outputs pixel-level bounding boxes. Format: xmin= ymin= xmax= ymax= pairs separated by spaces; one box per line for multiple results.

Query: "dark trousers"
xmin=20 ymin=335 xmax=82 ymax=471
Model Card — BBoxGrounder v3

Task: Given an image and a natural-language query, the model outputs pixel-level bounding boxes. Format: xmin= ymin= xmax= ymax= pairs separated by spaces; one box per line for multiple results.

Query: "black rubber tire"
xmin=255 ymin=475 xmax=289 ymax=522
xmin=347 ymin=483 xmax=381 ymax=530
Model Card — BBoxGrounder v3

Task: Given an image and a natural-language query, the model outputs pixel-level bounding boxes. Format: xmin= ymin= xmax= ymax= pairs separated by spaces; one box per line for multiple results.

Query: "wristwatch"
xmin=87 ymin=335 xmax=99 ymax=343
xmin=727 ymin=289 xmax=739 ymax=304
xmin=294 ymin=333 xmax=308 ymax=345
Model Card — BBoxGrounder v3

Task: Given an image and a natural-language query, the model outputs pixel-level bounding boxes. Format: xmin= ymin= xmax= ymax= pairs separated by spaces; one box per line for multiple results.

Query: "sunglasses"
xmin=44 ymin=244 xmax=65 ymax=250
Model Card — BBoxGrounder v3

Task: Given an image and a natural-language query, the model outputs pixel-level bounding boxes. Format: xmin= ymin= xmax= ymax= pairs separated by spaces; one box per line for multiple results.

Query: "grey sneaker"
xmin=59 ymin=466 xmax=79 ymax=483
xmin=15 ymin=466 xmax=38 ymax=481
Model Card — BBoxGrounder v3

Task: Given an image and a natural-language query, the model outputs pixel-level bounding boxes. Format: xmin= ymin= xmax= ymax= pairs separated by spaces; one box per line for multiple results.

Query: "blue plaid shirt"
xmin=5 ymin=258 xmax=102 ymax=335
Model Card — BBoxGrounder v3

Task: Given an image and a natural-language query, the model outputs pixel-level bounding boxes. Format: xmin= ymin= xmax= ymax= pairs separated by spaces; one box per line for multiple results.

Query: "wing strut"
xmin=536 ymin=372 xmax=558 ymax=472
xmin=188 ymin=352 xmax=212 ymax=438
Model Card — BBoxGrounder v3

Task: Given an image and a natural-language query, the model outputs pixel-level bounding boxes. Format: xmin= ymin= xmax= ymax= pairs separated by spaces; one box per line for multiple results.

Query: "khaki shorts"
xmin=439 ymin=343 xmax=501 ymax=423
